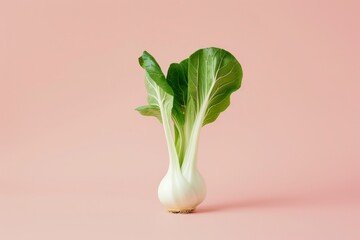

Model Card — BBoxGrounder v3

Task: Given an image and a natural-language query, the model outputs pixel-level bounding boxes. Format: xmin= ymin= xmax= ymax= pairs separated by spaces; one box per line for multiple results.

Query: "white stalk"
xmin=181 ymin=88 xmax=213 ymax=179
xmin=160 ymin=106 xmax=179 ymax=173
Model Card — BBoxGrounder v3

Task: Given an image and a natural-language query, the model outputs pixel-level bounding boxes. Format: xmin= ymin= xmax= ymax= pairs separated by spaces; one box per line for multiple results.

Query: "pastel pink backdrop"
xmin=1 ymin=0 xmax=359 ymax=239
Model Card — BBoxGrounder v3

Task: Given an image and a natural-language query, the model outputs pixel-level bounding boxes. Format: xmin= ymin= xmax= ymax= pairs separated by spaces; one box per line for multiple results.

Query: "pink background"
xmin=1 ymin=0 xmax=360 ymax=239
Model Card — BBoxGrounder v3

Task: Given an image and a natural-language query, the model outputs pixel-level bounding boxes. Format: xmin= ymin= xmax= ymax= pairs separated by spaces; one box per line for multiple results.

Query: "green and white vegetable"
xmin=136 ymin=47 xmax=243 ymax=213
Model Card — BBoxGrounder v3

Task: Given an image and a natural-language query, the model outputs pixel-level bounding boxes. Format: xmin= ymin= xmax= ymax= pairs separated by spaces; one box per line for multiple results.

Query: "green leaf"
xmin=167 ymin=59 xmax=189 ymax=118
xmin=138 ymin=51 xmax=174 ymax=96
xmin=188 ymin=47 xmax=242 ymax=126
xmin=137 ymin=51 xmax=174 ymax=120
xmin=135 ymin=105 xmax=162 ymax=122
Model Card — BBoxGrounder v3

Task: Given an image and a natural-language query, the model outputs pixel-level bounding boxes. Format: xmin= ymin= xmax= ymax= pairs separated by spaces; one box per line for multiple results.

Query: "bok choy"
xmin=136 ymin=47 xmax=243 ymax=213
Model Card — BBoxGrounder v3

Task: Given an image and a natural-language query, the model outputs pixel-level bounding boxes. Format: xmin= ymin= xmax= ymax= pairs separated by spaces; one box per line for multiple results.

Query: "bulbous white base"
xmin=158 ymin=169 xmax=206 ymax=212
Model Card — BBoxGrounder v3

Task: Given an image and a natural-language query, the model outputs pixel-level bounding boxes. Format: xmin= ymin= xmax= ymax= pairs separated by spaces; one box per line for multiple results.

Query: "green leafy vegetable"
xmin=136 ymin=47 xmax=243 ymax=213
